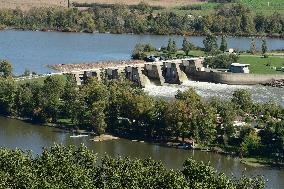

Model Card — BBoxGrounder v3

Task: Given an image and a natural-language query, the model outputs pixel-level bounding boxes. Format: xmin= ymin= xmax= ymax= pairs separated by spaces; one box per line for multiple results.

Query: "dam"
xmin=48 ymin=58 xmax=205 ymax=87
xmin=48 ymin=58 xmax=284 ymax=87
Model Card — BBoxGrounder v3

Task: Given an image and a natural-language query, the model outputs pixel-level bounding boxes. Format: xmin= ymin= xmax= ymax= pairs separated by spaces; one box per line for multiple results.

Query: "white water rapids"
xmin=144 ymin=80 xmax=284 ymax=106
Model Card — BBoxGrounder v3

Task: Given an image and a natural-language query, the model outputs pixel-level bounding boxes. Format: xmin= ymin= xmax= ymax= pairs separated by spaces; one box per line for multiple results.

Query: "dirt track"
xmin=0 ymin=0 xmax=202 ymax=10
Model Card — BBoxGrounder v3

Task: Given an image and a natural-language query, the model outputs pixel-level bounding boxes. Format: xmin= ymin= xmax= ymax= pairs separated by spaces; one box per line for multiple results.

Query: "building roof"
xmin=231 ymin=63 xmax=250 ymax=67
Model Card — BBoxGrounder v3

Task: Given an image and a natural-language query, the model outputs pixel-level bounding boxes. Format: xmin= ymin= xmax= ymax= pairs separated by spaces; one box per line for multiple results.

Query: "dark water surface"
xmin=0 ymin=30 xmax=283 ymax=75
xmin=0 ymin=117 xmax=283 ymax=189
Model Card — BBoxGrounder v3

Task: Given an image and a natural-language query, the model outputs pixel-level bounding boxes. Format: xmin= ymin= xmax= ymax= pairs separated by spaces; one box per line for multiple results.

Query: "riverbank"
xmin=3 ymin=115 xmax=284 ymax=169
xmin=241 ymin=157 xmax=284 ymax=168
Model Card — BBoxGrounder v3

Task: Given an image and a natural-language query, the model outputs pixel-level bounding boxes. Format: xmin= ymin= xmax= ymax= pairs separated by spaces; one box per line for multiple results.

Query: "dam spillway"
xmin=48 ymin=58 xmax=204 ymax=87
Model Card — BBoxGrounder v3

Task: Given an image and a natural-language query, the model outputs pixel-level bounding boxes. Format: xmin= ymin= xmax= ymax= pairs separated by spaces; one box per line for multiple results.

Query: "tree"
xmin=0 ymin=60 xmax=12 ymax=78
xmin=15 ymin=82 xmax=35 ymax=118
xmin=254 ymin=13 xmax=266 ymax=33
xmin=0 ymin=144 xmax=265 ymax=189
xmin=204 ymin=54 xmax=239 ymax=69
xmin=132 ymin=43 xmax=147 ymax=60
xmin=203 ymin=34 xmax=218 ymax=55
xmin=61 ymin=74 xmax=81 ymax=124
xmin=261 ymin=38 xmax=268 ymax=55
xmin=34 ymin=75 xmax=65 ymax=123
xmin=240 ymin=13 xmax=254 ymax=34
xmin=78 ymin=11 xmax=95 ymax=32
xmin=131 ymin=43 xmax=155 ymax=60
xmin=250 ymin=38 xmax=257 ymax=54
xmin=231 ymin=89 xmax=253 ymax=114
xmin=80 ymin=77 xmax=108 ymax=134
xmin=167 ymin=38 xmax=177 ymax=54
xmin=0 ymin=78 xmax=17 ymax=115
xmin=241 ymin=130 xmax=261 ymax=156
xmin=219 ymin=35 xmax=227 ymax=53
xmin=182 ymin=37 xmax=192 ymax=56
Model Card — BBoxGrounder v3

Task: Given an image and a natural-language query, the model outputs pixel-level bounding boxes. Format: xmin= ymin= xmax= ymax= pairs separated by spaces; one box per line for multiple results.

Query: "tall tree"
xmin=81 ymin=77 xmax=108 ymax=134
xmin=261 ymin=38 xmax=268 ymax=55
xmin=0 ymin=60 xmax=13 ymax=78
xmin=250 ymin=38 xmax=257 ymax=54
xmin=167 ymin=38 xmax=177 ymax=54
xmin=0 ymin=78 xmax=17 ymax=115
xmin=219 ymin=35 xmax=228 ymax=53
xmin=203 ymin=34 xmax=218 ymax=55
xmin=231 ymin=89 xmax=253 ymax=114
xmin=182 ymin=37 xmax=192 ymax=56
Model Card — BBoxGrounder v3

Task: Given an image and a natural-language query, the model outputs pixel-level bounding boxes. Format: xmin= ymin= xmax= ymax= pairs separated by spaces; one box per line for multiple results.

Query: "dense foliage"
xmin=204 ymin=53 xmax=239 ymax=69
xmin=0 ymin=144 xmax=265 ymax=189
xmin=0 ymin=2 xmax=283 ymax=36
xmin=0 ymin=67 xmax=283 ymax=159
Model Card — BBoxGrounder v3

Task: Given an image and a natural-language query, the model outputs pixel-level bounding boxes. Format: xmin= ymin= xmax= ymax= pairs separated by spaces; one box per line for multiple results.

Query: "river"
xmin=0 ymin=30 xmax=283 ymax=75
xmin=0 ymin=30 xmax=284 ymax=188
xmin=0 ymin=116 xmax=283 ymax=188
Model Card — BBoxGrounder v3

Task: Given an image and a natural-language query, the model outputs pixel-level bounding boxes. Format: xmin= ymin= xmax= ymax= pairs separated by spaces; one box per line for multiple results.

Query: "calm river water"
xmin=0 ymin=116 xmax=283 ymax=189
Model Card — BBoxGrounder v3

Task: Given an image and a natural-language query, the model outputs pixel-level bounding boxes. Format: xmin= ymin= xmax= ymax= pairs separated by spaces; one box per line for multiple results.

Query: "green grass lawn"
xmin=159 ymin=0 xmax=284 ymax=16
xmin=239 ymin=55 xmax=284 ymax=74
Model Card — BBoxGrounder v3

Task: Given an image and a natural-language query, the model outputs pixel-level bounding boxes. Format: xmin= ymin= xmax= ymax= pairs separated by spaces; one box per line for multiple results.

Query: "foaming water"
xmin=144 ymin=80 xmax=284 ymax=106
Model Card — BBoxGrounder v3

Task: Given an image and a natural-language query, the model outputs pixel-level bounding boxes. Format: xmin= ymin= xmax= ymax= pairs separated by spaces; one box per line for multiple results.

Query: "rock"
xmin=263 ymin=79 xmax=284 ymax=88
xmin=90 ymin=134 xmax=119 ymax=142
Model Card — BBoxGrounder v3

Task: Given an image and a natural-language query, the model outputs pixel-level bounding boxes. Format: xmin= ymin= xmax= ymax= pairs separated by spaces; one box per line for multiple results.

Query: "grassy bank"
xmin=241 ymin=157 xmax=284 ymax=168
xmin=239 ymin=55 xmax=284 ymax=74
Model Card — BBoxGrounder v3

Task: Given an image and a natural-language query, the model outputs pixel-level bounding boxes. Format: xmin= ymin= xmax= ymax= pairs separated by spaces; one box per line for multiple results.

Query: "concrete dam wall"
xmin=190 ymin=72 xmax=284 ymax=85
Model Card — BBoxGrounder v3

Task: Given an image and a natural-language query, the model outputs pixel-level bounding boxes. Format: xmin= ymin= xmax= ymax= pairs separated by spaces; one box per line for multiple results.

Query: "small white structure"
xmin=225 ymin=48 xmax=235 ymax=54
xmin=281 ymin=67 xmax=284 ymax=72
xmin=230 ymin=63 xmax=250 ymax=73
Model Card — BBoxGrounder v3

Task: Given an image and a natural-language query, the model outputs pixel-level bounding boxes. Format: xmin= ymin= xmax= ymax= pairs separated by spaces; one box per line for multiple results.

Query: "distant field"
xmin=0 ymin=0 xmax=203 ymax=10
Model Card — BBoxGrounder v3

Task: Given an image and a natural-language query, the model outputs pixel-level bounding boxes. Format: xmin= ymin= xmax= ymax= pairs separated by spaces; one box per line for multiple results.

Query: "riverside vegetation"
xmin=0 ymin=144 xmax=265 ymax=189
xmin=0 ymin=60 xmax=283 ymax=165
xmin=0 ymin=2 xmax=283 ymax=37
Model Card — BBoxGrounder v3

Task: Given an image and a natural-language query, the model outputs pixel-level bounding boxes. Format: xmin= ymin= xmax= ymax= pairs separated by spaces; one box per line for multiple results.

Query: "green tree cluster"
xmin=0 ymin=75 xmax=283 ymax=158
xmin=0 ymin=144 xmax=265 ymax=189
xmin=0 ymin=3 xmax=282 ymax=36
xmin=204 ymin=54 xmax=239 ymax=69
xmin=132 ymin=43 xmax=156 ymax=60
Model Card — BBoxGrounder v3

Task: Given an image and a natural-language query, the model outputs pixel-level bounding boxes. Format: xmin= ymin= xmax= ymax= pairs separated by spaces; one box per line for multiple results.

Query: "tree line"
xmin=0 ymin=144 xmax=265 ymax=188
xmin=0 ymin=60 xmax=283 ymax=159
xmin=0 ymin=3 xmax=283 ymax=37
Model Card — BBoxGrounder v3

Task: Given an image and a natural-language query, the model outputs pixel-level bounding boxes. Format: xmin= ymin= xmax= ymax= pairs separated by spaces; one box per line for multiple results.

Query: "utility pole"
xmin=67 ymin=0 xmax=70 ymax=8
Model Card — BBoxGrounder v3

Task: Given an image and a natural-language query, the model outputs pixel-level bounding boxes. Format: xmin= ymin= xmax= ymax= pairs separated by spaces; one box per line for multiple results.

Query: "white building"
xmin=230 ymin=63 xmax=250 ymax=73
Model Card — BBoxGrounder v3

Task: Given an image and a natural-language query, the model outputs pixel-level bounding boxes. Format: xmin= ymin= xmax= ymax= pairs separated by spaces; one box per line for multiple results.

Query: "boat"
xmin=177 ymin=143 xmax=191 ymax=150
xmin=201 ymin=148 xmax=211 ymax=152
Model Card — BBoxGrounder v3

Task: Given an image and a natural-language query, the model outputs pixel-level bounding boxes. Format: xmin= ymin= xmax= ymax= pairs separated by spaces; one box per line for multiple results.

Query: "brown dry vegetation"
xmin=0 ymin=0 xmax=203 ymax=10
